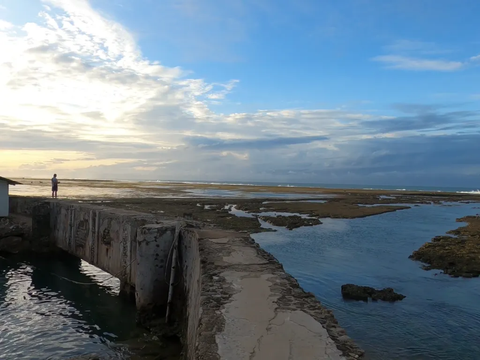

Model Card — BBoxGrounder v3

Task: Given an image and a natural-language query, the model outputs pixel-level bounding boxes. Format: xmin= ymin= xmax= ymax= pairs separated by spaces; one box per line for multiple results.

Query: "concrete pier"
xmin=178 ymin=229 xmax=362 ymax=360
xmin=8 ymin=196 xmax=363 ymax=360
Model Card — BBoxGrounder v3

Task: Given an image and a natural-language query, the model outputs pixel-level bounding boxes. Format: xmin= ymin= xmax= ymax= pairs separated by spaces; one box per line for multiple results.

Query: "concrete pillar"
xmin=135 ymin=224 xmax=175 ymax=319
xmin=31 ymin=202 xmax=53 ymax=250
xmin=119 ymin=280 xmax=136 ymax=302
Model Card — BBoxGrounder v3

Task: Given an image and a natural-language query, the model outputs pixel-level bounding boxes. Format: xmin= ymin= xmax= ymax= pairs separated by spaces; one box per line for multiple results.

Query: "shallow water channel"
xmin=0 ymin=252 xmax=152 ymax=359
xmin=251 ymin=202 xmax=480 ymax=360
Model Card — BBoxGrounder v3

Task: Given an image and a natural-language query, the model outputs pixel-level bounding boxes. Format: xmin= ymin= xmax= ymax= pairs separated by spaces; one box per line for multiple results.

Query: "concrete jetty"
xmin=186 ymin=229 xmax=352 ymax=359
xmin=7 ymin=197 xmax=363 ymax=360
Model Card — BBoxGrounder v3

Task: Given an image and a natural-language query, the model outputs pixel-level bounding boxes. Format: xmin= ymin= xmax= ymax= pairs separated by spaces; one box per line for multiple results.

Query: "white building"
xmin=0 ymin=177 xmax=20 ymax=217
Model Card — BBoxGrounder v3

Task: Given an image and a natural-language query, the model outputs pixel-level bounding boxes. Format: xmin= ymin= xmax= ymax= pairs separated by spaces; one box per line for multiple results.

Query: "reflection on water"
xmin=10 ymin=184 xmax=158 ymax=199
xmin=227 ymin=204 xmax=313 ymax=219
xmin=10 ymin=183 xmax=332 ymax=200
xmin=253 ymin=203 xmax=480 ymax=360
xmin=0 ymin=252 xmax=136 ymax=360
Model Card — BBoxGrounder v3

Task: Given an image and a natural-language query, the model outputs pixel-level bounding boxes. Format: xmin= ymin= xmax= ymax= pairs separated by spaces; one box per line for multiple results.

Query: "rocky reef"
xmin=341 ymin=284 xmax=406 ymax=302
xmin=259 ymin=215 xmax=321 ymax=230
xmin=410 ymin=215 xmax=480 ymax=278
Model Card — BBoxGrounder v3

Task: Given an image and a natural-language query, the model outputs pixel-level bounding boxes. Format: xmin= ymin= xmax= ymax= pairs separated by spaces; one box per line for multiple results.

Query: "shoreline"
xmin=5 ymin=180 xmax=480 ymax=359
xmin=10 ymin=178 xmax=480 ymax=198
xmin=11 ymin=177 xmax=480 ymax=192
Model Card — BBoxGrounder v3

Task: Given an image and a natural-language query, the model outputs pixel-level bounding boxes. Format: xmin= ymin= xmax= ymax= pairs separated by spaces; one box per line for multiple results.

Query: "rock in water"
xmin=0 ymin=236 xmax=28 ymax=253
xmin=370 ymin=287 xmax=406 ymax=302
xmin=341 ymin=284 xmax=406 ymax=302
xmin=0 ymin=217 xmax=30 ymax=253
xmin=0 ymin=217 xmax=28 ymax=238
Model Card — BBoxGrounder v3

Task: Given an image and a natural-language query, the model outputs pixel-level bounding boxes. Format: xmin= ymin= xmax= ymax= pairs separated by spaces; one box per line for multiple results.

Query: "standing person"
xmin=51 ymin=174 xmax=59 ymax=198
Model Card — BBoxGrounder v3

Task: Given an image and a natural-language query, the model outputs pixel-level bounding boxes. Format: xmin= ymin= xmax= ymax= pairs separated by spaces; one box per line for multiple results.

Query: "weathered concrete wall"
xmin=50 ymin=202 xmax=151 ymax=290
xmin=9 ymin=196 xmax=45 ymax=216
xmin=0 ymin=182 xmax=8 ymax=217
xmin=9 ymin=197 xmax=176 ymax=314
xmin=177 ymin=228 xmax=202 ymax=360
xmin=32 ymin=202 xmax=51 ymax=248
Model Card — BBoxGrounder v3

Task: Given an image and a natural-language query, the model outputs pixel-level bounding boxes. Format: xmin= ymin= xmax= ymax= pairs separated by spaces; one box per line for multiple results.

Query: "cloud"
xmin=364 ymin=111 xmax=478 ymax=133
xmin=0 ymin=20 xmax=12 ymax=30
xmin=336 ymin=134 xmax=480 ymax=176
xmin=1 ymin=1 xmax=480 ymax=186
xmin=385 ymin=40 xmax=451 ymax=55
xmin=470 ymin=55 xmax=480 ymax=62
xmin=0 ymin=0 xmax=236 ymax=143
xmin=373 ymin=39 xmax=480 ymax=72
xmin=206 ymin=80 xmax=240 ymax=100
xmin=392 ymin=103 xmax=442 ymax=114
xmin=372 ymin=55 xmax=463 ymax=71
xmin=184 ymin=135 xmax=329 ymax=150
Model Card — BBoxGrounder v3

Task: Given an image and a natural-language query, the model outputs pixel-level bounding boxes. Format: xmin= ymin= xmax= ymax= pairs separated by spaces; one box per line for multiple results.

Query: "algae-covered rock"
xmin=341 ymin=284 xmax=406 ymax=302
xmin=410 ymin=215 xmax=480 ymax=278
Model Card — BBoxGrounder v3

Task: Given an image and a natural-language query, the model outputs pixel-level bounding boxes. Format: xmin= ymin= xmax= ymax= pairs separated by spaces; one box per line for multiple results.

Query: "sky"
xmin=0 ymin=0 xmax=479 ymax=187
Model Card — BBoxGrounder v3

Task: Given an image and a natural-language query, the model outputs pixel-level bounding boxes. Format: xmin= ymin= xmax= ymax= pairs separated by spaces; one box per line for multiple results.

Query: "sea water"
xmin=253 ymin=202 xmax=480 ymax=360
xmin=0 ymin=252 xmax=136 ymax=359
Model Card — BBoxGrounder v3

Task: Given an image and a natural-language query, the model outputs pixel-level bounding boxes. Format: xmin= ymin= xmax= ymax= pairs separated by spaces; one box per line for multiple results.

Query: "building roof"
xmin=0 ymin=176 xmax=21 ymax=185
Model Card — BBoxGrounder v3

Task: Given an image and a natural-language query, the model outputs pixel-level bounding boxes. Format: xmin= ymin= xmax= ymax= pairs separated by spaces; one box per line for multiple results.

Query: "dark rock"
xmin=0 ymin=217 xmax=28 ymax=238
xmin=370 ymin=287 xmax=406 ymax=302
xmin=0 ymin=217 xmax=32 ymax=253
xmin=0 ymin=236 xmax=29 ymax=253
xmin=341 ymin=284 xmax=406 ymax=302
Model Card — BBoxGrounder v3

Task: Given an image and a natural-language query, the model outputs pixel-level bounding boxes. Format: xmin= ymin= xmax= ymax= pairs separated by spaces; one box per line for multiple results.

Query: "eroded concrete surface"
xmin=219 ymin=272 xmax=343 ymax=360
xmin=194 ymin=230 xmax=363 ymax=360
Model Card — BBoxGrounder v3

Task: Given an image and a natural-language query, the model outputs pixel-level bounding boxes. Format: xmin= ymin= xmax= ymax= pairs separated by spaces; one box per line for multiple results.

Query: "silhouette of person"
xmin=51 ymin=174 xmax=59 ymax=198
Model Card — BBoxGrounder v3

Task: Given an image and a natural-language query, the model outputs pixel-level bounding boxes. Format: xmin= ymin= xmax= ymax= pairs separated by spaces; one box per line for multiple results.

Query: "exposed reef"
xmin=259 ymin=215 xmax=321 ymax=230
xmin=410 ymin=215 xmax=480 ymax=278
